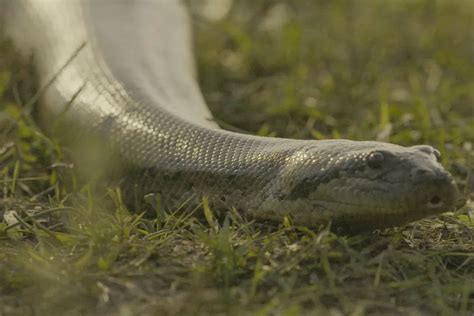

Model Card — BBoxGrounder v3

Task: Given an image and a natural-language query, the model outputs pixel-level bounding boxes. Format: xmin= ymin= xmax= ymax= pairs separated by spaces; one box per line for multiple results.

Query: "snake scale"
xmin=2 ymin=0 xmax=459 ymax=232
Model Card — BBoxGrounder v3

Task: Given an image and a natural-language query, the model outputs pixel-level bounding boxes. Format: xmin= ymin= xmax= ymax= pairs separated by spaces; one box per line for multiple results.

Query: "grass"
xmin=0 ymin=0 xmax=473 ymax=315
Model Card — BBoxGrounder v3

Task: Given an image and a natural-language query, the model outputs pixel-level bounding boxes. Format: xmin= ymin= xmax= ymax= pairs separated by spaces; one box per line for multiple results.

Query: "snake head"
xmin=259 ymin=140 xmax=459 ymax=232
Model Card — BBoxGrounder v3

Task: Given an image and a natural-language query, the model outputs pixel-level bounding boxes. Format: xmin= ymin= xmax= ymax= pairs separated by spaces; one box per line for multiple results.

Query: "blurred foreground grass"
xmin=0 ymin=1 xmax=473 ymax=315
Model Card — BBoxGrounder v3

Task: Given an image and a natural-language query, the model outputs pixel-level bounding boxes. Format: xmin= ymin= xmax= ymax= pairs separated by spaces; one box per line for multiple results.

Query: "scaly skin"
xmin=2 ymin=0 xmax=459 ymax=231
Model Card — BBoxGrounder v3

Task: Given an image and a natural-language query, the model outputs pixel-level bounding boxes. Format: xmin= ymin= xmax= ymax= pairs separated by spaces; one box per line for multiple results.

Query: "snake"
xmin=1 ymin=0 xmax=459 ymax=232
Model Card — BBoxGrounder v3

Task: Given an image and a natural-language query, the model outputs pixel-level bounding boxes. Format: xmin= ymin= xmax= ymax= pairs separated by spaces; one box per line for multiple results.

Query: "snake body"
xmin=2 ymin=0 xmax=459 ymax=231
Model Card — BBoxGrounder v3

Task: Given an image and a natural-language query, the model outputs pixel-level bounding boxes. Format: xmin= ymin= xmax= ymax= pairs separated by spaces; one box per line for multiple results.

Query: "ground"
xmin=0 ymin=1 xmax=473 ymax=315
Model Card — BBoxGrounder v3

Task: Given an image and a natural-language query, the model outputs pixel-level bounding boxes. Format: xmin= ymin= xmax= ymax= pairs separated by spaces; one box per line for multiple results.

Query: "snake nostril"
xmin=367 ymin=152 xmax=385 ymax=169
xmin=412 ymin=145 xmax=442 ymax=162
xmin=428 ymin=195 xmax=442 ymax=208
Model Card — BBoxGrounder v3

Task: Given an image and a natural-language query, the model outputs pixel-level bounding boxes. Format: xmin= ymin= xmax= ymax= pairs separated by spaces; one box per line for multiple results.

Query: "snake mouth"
xmin=412 ymin=176 xmax=459 ymax=216
xmin=427 ymin=195 xmax=443 ymax=208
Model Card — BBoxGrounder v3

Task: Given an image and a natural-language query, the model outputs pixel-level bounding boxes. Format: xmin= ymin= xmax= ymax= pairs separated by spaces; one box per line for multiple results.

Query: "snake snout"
xmin=416 ymin=170 xmax=459 ymax=213
xmin=411 ymin=145 xmax=442 ymax=162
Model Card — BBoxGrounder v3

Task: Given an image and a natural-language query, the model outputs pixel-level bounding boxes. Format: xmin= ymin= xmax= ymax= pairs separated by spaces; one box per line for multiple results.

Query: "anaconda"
xmin=1 ymin=0 xmax=459 ymax=232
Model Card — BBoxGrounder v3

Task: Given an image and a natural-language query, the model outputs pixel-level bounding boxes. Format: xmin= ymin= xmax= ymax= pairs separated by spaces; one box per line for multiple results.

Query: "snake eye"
xmin=367 ymin=152 xmax=385 ymax=169
xmin=433 ymin=149 xmax=441 ymax=162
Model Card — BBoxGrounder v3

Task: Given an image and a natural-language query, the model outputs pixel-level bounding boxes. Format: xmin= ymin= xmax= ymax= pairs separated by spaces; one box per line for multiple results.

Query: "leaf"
xmin=0 ymin=71 xmax=10 ymax=98
xmin=203 ymin=197 xmax=217 ymax=231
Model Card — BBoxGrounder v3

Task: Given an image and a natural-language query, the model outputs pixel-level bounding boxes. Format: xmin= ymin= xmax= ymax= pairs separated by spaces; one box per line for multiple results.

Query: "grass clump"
xmin=1 ymin=0 xmax=473 ymax=315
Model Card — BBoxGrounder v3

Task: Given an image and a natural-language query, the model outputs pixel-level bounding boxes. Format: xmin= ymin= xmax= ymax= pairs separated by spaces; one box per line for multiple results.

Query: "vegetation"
xmin=0 ymin=1 xmax=473 ymax=315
